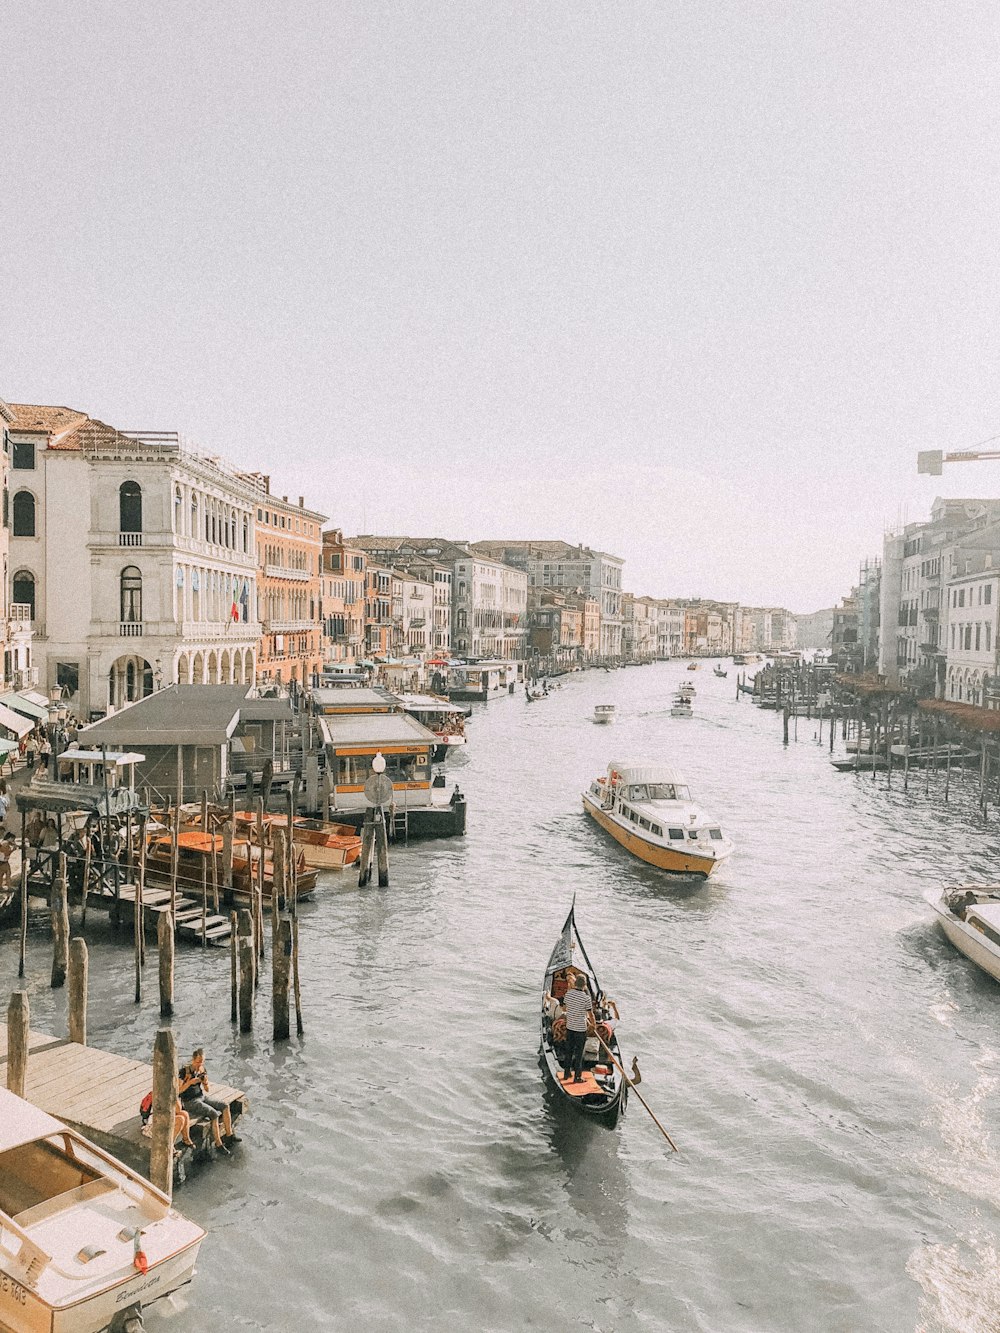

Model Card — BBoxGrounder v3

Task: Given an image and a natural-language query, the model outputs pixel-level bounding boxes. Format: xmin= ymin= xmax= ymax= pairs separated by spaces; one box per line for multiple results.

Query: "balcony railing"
xmin=268 ymin=620 xmax=315 ymax=633
xmin=120 ymin=621 xmax=143 ymax=637
xmin=8 ymin=604 xmax=31 ymax=624
xmin=264 ymin=564 xmax=310 ymax=582
xmin=10 ymin=666 xmax=39 ymax=688
xmin=119 ymin=532 xmax=143 ymax=547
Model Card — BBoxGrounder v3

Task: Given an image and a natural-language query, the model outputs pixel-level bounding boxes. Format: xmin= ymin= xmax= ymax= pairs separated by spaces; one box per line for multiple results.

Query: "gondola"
xmin=540 ymin=903 xmax=626 ymax=1126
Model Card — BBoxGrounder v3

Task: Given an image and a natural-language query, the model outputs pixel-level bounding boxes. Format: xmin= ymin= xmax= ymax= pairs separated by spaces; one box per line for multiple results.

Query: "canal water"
xmin=5 ymin=662 xmax=1000 ymax=1332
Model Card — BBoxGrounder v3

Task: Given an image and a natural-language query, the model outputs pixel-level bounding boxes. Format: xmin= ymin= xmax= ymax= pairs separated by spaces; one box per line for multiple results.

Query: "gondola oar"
xmin=596 ymin=1035 xmax=678 ymax=1152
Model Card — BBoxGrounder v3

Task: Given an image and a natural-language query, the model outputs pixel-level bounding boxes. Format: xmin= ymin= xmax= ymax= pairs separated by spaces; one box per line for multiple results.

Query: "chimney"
xmin=299 ymin=496 xmax=304 ymax=508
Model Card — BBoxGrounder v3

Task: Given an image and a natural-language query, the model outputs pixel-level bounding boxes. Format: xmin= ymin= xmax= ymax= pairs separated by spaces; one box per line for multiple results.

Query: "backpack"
xmin=139 ymin=1091 xmax=153 ymax=1125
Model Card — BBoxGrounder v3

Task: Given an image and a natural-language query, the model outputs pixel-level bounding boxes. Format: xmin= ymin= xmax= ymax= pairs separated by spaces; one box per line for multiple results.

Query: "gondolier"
xmin=561 ymin=975 xmax=593 ymax=1083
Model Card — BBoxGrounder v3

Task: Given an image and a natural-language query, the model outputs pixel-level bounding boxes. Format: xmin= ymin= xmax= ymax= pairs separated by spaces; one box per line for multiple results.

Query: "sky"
xmin=2 ymin=1 xmax=1000 ymax=612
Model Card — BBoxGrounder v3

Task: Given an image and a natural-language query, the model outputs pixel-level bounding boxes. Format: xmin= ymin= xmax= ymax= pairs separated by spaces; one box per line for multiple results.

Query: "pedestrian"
xmin=0 ymin=779 xmax=9 ymax=830
xmin=24 ymin=734 xmax=35 ymax=770
xmin=560 ymin=975 xmax=593 ymax=1085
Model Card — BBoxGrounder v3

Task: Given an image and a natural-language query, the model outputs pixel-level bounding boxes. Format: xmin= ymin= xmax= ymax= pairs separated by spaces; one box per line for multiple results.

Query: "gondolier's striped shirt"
xmin=564 ymin=987 xmax=593 ymax=1033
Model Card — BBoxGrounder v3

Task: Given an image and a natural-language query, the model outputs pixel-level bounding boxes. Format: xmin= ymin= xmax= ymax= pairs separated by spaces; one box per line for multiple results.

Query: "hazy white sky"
xmin=3 ymin=2 xmax=1000 ymax=611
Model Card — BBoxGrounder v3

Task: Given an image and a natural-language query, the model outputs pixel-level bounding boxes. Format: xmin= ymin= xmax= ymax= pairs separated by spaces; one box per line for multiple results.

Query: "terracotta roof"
xmin=917 ymin=699 xmax=1000 ymax=734
xmin=7 ymin=404 xmax=89 ymax=441
xmin=51 ymin=417 xmax=133 ymax=452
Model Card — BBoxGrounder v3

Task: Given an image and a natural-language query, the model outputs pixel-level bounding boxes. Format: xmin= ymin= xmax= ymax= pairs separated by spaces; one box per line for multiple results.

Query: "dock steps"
xmin=117 ymin=884 xmax=232 ymax=945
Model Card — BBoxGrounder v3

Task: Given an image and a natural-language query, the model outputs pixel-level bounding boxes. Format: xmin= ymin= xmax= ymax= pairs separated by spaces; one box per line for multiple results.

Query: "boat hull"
xmin=929 ymin=897 xmax=1000 ymax=983
xmin=583 ymin=794 xmax=723 ymax=877
xmin=1 ymin=1238 xmax=201 ymax=1333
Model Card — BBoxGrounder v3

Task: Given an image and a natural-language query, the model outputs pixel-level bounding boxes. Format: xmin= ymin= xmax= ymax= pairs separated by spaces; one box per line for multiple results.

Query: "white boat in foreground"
xmin=582 ymin=761 xmax=733 ymax=877
xmin=0 ymin=1089 xmax=205 ymax=1333
xmin=926 ymin=886 xmax=1000 ymax=983
xmin=593 ymin=704 xmax=616 ymax=724
xmin=670 ymin=700 xmax=693 ymax=718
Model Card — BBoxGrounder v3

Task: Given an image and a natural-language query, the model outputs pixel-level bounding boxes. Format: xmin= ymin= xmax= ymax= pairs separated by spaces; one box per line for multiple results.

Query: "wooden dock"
xmin=0 ymin=1024 xmax=246 ymax=1176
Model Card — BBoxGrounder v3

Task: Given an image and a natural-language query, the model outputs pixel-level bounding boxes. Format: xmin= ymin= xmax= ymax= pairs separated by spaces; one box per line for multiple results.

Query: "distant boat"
xmin=713 ymin=667 xmax=728 ymax=678
xmin=0 ymin=1088 xmax=206 ymax=1333
xmin=687 ymin=662 xmax=700 ymax=671
xmin=926 ymin=887 xmax=1000 ymax=983
xmin=593 ymin=704 xmax=616 ymax=725
xmin=670 ymin=699 xmax=693 ymax=718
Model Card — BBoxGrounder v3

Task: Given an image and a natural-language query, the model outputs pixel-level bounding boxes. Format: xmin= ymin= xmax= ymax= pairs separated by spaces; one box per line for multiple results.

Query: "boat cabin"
xmin=594 ymin=764 xmax=725 ymax=845
xmin=311 ymin=687 xmax=399 ymax=716
xmin=967 ymin=902 xmax=1000 ymax=950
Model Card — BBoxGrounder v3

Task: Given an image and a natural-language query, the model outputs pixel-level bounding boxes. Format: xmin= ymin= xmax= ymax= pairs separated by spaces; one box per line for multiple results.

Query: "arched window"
xmin=119 ymin=481 xmax=142 ymax=533
xmin=191 ymin=492 xmax=198 ymax=535
xmin=120 ymin=566 xmax=142 ymax=623
xmin=12 ymin=490 xmax=35 ymax=537
xmin=243 ymin=515 xmax=249 ymax=553
xmin=12 ymin=570 xmax=35 ymax=618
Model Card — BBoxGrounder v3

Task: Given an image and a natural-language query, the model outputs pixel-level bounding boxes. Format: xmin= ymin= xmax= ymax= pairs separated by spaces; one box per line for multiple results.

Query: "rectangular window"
xmin=960 ymin=589 xmax=966 ymax=607
xmin=668 ymin=827 xmax=685 ymax=840
xmin=987 ymin=625 xmax=992 ymax=652
xmin=976 ymin=624 xmax=982 ymax=651
xmin=56 ymin=662 xmax=80 ymax=695
xmin=11 ymin=441 xmax=34 ymax=470
xmin=966 ymin=626 xmax=973 ymax=650
xmin=987 ymin=585 xmax=993 ymax=606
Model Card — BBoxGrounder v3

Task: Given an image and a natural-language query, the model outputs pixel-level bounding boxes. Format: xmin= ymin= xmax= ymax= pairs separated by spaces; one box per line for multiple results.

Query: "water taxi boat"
xmin=670 ymin=698 xmax=693 ymax=719
xmin=540 ymin=903 xmax=625 ymax=1126
xmin=231 ymin=812 xmax=362 ymax=869
xmin=394 ymin=693 xmax=468 ymax=761
xmin=0 ymin=1088 xmax=205 ymax=1333
xmin=676 ymin=682 xmax=695 ymax=700
xmin=686 ymin=662 xmax=700 ymax=672
xmin=593 ymin=704 xmax=616 ymax=725
xmin=926 ymin=887 xmax=1000 ymax=983
xmin=146 ymin=832 xmax=319 ymax=904
xmin=582 ymin=762 xmax=733 ymax=877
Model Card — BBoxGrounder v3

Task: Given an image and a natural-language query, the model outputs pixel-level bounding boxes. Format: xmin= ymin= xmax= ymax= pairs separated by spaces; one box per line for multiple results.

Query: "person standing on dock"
xmin=178 ymin=1047 xmax=241 ymax=1152
xmin=561 ymin=976 xmax=593 ymax=1084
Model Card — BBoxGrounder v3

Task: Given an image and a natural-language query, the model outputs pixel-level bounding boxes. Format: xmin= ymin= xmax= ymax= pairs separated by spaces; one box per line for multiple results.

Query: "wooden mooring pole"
xmin=150 ymin=1028 xmax=177 ymax=1200
xmin=51 ymin=856 xmax=69 ymax=989
xmin=68 ymin=937 xmax=88 ymax=1045
xmin=358 ymin=807 xmax=375 ymax=887
xmin=375 ymin=807 xmax=390 ymax=887
xmin=7 ymin=990 xmax=29 ymax=1096
xmin=238 ymin=908 xmax=254 ymax=1033
xmin=18 ymin=851 xmax=28 ymax=980
xmin=273 ymin=917 xmax=292 ymax=1041
xmin=230 ymin=910 xmax=238 ymax=1022
xmin=158 ymin=909 xmax=175 ymax=1018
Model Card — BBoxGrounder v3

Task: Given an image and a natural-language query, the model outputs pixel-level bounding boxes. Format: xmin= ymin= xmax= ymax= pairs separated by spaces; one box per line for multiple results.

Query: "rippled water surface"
xmin=6 ymin=663 xmax=1000 ymax=1332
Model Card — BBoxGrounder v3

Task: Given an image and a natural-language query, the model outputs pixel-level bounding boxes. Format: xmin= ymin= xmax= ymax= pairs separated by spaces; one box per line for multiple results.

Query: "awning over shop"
xmin=0 ymin=692 xmax=48 ymax=722
xmin=0 ymin=703 xmax=32 ymax=738
xmin=0 ymin=738 xmax=18 ymax=757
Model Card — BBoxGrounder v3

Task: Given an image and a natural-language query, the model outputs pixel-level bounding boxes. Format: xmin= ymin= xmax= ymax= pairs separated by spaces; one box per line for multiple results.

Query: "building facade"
xmin=469 ymin=541 xmax=624 ymax=660
xmin=320 ymin=530 xmax=367 ymax=666
xmin=0 ymin=398 xmax=35 ymax=690
xmin=248 ymin=477 xmax=325 ymax=689
xmin=7 ymin=405 xmax=259 ymax=717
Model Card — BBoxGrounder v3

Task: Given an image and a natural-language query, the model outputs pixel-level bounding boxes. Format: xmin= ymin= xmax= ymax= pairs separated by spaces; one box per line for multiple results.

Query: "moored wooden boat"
xmin=540 ymin=904 xmax=625 ymax=1126
xmin=146 ymin=832 xmax=319 ymax=905
xmin=231 ymin=812 xmax=361 ymax=869
xmin=0 ymin=1088 xmax=205 ymax=1333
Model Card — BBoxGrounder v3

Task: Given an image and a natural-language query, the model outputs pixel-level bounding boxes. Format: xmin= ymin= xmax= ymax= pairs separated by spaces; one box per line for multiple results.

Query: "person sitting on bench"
xmin=178 ymin=1046 xmax=241 ymax=1154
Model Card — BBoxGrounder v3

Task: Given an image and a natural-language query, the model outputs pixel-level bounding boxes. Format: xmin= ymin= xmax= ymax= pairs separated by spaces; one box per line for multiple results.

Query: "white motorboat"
xmin=593 ymin=704 xmax=616 ymax=725
xmin=926 ymin=886 xmax=1000 ymax=983
xmin=583 ymin=761 xmax=734 ymax=877
xmin=0 ymin=1089 xmax=205 ymax=1333
xmin=670 ymin=700 xmax=693 ymax=718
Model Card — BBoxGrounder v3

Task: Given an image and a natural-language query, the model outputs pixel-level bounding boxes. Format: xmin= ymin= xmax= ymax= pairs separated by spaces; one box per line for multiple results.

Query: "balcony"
xmin=8 ymin=604 xmax=31 ymax=623
xmin=268 ymin=619 xmax=315 ymax=633
xmin=264 ymin=564 xmax=310 ymax=582
xmin=10 ymin=666 xmax=38 ymax=688
xmin=119 ymin=532 xmax=143 ymax=547
xmin=120 ymin=621 xmax=143 ymax=637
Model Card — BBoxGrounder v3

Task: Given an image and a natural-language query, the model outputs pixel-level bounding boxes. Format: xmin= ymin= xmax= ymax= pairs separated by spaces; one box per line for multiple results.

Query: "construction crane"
xmin=918 ymin=444 xmax=1000 ymax=475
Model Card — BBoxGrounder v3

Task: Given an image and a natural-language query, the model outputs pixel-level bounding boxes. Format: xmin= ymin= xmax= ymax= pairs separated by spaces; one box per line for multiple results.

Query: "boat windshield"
xmin=0 ymin=1134 xmax=103 ymax=1219
xmin=630 ymin=783 xmax=689 ymax=801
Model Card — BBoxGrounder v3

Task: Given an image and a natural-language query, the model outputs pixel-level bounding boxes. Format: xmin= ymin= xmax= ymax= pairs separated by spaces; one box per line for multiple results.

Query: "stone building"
xmin=0 ymin=397 xmax=35 ymax=689
xmin=6 ymin=404 xmax=259 ymax=717
xmin=320 ymin=529 xmax=367 ymax=666
xmin=470 ymin=540 xmax=623 ymax=660
xmin=351 ymin=537 xmax=527 ymax=661
xmin=246 ymin=476 xmax=325 ymax=689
